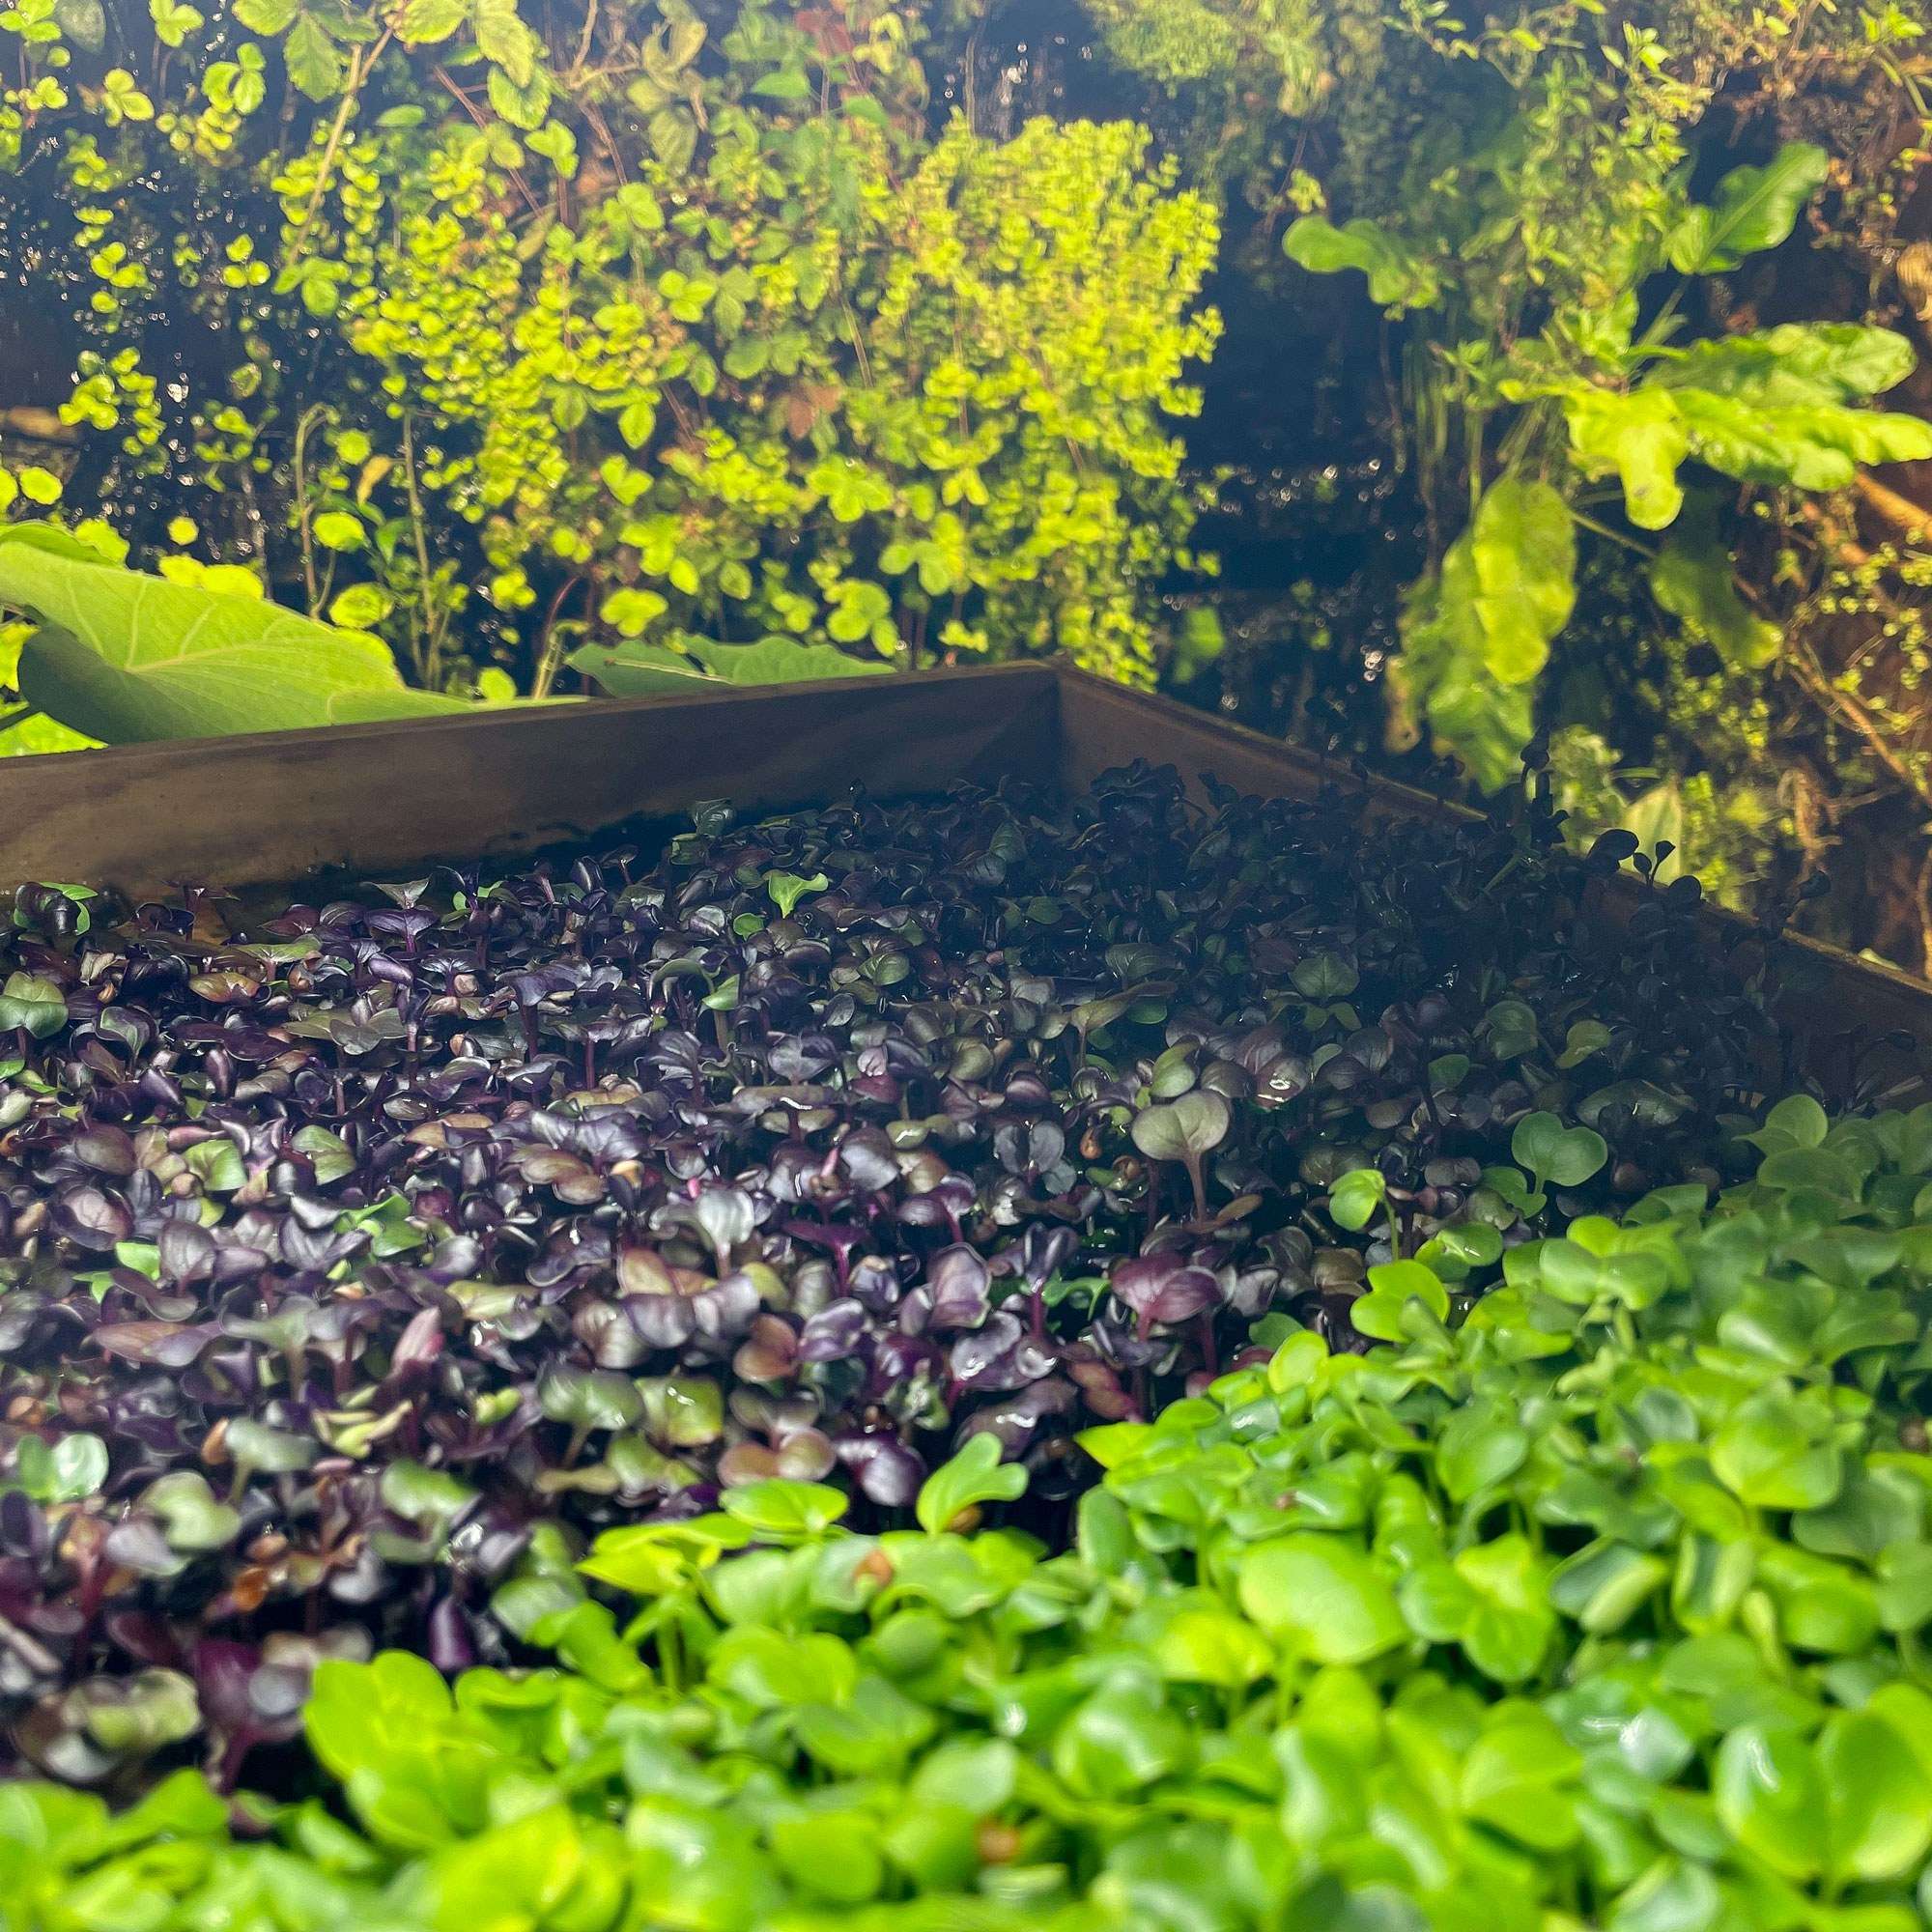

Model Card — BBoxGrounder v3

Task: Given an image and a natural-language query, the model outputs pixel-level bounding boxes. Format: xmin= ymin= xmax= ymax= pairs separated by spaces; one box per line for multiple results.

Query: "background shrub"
xmin=0 ymin=0 xmax=1219 ymax=717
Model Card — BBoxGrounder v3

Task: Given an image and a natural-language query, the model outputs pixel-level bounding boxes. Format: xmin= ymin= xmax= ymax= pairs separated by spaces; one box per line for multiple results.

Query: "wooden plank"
xmin=1055 ymin=668 xmax=1465 ymax=826
xmin=0 ymin=664 xmax=1059 ymax=898
xmin=4 ymin=648 xmax=1923 ymax=1102
xmin=1054 ymin=668 xmax=1932 ymax=1101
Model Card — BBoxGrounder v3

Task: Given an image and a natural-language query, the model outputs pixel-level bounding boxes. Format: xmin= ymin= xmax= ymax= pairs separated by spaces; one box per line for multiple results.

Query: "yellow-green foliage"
xmin=0 ymin=0 xmax=1219 ymax=702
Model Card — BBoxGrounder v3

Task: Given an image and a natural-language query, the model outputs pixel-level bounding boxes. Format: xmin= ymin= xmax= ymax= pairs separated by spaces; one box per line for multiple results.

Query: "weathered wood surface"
xmin=0 ymin=664 xmax=1059 ymax=897
xmin=0 ymin=656 xmax=1922 ymax=1097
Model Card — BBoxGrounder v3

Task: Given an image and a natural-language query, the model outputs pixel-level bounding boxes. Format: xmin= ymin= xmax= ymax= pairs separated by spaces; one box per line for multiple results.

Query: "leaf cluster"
xmin=13 ymin=1096 xmax=1932 ymax=1927
xmin=0 ymin=757 xmax=1799 ymax=1780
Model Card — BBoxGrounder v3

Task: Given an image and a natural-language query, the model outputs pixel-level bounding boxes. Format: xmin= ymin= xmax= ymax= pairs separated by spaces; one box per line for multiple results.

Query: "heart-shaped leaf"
xmin=0 ymin=971 xmax=69 ymax=1038
xmin=1350 ymin=1259 xmax=1451 ymax=1341
xmin=1328 ymin=1166 xmax=1387 ymax=1232
xmin=1511 ymin=1112 xmax=1609 ymax=1188
xmin=1130 ymin=1091 xmax=1231 ymax=1163
xmin=914 ymin=1434 xmax=1027 ymax=1535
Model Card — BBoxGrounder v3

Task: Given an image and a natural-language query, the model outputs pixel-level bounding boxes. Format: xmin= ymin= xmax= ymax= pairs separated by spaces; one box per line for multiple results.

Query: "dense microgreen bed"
xmin=0 ymin=763 xmax=1840 ymax=1789
xmin=9 ymin=1103 xmax=1932 ymax=1931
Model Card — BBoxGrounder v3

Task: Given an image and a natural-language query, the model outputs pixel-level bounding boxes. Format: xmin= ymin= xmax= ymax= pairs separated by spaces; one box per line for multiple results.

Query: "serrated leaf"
xmin=282 ymin=13 xmax=344 ymax=100
xmin=232 ymin=0 xmax=297 ymax=30
xmin=471 ymin=0 xmax=538 ymax=85
xmin=486 ymin=61 xmax=551 ymax=130
xmin=396 ymin=0 xmax=465 ymax=44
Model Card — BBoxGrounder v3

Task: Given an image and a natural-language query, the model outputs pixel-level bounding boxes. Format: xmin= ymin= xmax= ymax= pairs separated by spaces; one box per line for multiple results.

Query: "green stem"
xmin=288 ymin=28 xmax=394 ymax=257
xmin=1568 ymin=509 xmax=1656 ymax=558
xmin=399 ymin=410 xmax=440 ymax=686
xmin=293 ymin=403 xmax=329 ymax=616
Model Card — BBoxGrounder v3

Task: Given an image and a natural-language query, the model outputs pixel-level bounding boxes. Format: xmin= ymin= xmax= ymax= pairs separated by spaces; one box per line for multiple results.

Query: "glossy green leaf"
xmin=1238 ymin=1534 xmax=1406 ymax=1663
xmin=1 ymin=541 xmax=477 ymax=743
xmin=1512 ymin=1112 xmax=1609 ymax=1187
xmin=0 ymin=972 xmax=68 ymax=1038
xmin=914 ymin=1434 xmax=1028 ymax=1535
xmin=720 ymin=1479 xmax=848 ymax=1539
xmin=1649 ymin=491 xmax=1780 ymax=667
xmin=1714 ymin=1724 xmax=1829 ymax=1879
xmin=1667 ymin=142 xmax=1829 ymax=273
xmin=1563 ymin=385 xmax=1688 ymax=529
xmin=1328 ymin=1166 xmax=1387 ymax=1233
xmin=1820 ymin=1708 xmax=1932 ymax=1882
xmin=1468 ymin=477 xmax=1577 ymax=685
xmin=1350 ymin=1259 xmax=1450 ymax=1341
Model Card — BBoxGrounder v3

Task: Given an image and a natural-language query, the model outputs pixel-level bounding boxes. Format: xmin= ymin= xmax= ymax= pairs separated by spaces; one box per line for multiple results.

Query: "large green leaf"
xmin=1562 ymin=386 xmax=1689 ymax=530
xmin=687 ymin=638 xmax=893 ymax=683
xmin=569 ymin=635 xmax=893 ymax=697
xmin=564 ymin=641 xmax=721 ymax=697
xmin=282 ymin=12 xmax=346 ymax=99
xmin=1663 ymin=324 xmax=1919 ymax=407
xmin=1713 ymin=1725 xmax=1829 ymax=1879
xmin=1666 ymin=143 xmax=1828 ymax=274
xmin=1392 ymin=550 xmax=1535 ymax=793
xmin=1650 ymin=324 xmax=1932 ymax=487
xmin=1672 ymin=391 xmax=1932 ymax=492
xmin=1239 ymin=1535 xmax=1407 ymax=1664
xmin=1649 ymin=493 xmax=1779 ymax=668
xmin=0 ymin=540 xmax=475 ymax=744
xmin=1469 ymin=477 xmax=1577 ymax=684
xmin=1283 ymin=215 xmax=1440 ymax=310
xmin=1387 ymin=475 xmax=1578 ymax=791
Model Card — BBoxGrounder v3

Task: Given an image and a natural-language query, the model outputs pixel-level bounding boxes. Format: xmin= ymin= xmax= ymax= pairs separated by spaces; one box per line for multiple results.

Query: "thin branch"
xmin=1786 ymin=635 xmax=1932 ymax=813
xmin=1568 ymin=508 xmax=1657 ymax=557
xmin=571 ymin=0 xmax=600 ymax=75
xmin=289 ymin=27 xmax=395 ymax=256
xmin=399 ymin=410 xmax=441 ymax=687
